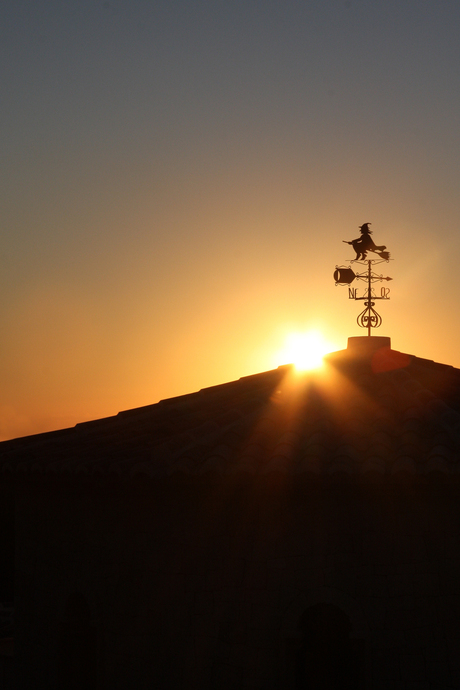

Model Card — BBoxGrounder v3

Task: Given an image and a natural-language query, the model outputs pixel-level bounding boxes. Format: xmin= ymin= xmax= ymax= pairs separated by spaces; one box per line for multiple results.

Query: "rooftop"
xmin=1 ymin=336 xmax=460 ymax=481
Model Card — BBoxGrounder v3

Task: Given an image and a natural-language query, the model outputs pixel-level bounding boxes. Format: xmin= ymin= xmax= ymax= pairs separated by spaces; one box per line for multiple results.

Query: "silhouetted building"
xmin=2 ymin=336 xmax=460 ymax=688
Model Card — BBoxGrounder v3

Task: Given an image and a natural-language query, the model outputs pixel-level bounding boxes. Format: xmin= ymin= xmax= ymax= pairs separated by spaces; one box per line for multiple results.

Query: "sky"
xmin=1 ymin=0 xmax=460 ymax=440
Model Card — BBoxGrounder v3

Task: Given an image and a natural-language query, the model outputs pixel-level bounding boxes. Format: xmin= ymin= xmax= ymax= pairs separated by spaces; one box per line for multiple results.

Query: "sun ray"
xmin=275 ymin=331 xmax=339 ymax=371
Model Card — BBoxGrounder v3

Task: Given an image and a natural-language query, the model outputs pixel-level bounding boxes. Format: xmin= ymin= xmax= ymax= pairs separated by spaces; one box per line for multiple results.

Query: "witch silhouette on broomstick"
xmin=344 ymin=223 xmax=390 ymax=261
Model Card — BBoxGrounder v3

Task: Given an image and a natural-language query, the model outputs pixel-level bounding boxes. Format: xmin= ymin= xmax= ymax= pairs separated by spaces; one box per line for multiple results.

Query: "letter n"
xmin=348 ymin=288 xmax=357 ymax=299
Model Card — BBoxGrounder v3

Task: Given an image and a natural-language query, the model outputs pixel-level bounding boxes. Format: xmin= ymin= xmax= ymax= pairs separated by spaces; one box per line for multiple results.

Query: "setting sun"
xmin=276 ymin=331 xmax=338 ymax=371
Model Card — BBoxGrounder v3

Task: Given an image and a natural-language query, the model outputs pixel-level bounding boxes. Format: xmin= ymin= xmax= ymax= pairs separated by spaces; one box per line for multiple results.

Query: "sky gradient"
xmin=2 ymin=0 xmax=460 ymax=440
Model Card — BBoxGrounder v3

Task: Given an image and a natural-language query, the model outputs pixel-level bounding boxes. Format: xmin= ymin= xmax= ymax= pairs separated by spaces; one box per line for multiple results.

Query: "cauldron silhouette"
xmin=333 ymin=267 xmax=356 ymax=285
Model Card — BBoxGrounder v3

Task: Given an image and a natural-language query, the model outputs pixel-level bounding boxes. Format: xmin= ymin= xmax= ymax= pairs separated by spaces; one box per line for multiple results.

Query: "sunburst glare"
xmin=276 ymin=331 xmax=338 ymax=371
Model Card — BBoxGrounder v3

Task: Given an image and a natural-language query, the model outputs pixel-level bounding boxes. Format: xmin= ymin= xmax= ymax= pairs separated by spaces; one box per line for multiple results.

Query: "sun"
xmin=277 ymin=331 xmax=337 ymax=371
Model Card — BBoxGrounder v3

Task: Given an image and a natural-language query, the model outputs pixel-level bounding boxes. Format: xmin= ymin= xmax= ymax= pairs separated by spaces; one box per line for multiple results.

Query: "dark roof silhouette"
xmin=1 ymin=337 xmax=460 ymax=480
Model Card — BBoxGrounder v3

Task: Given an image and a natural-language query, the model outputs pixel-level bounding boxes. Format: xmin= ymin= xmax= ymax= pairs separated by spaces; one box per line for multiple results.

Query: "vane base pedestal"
xmin=347 ymin=336 xmax=391 ymax=355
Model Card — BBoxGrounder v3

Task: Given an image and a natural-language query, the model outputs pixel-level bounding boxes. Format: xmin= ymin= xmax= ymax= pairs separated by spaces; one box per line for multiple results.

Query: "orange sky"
xmin=1 ymin=1 xmax=460 ymax=440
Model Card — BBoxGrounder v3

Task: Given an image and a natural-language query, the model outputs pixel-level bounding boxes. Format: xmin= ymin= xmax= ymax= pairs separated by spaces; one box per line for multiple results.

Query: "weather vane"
xmin=333 ymin=223 xmax=392 ymax=336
